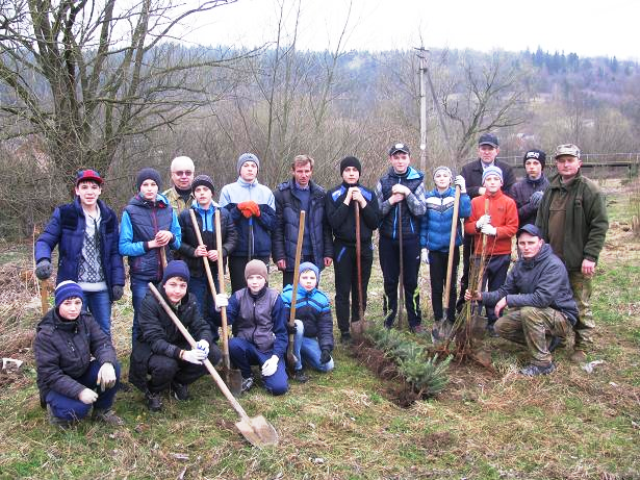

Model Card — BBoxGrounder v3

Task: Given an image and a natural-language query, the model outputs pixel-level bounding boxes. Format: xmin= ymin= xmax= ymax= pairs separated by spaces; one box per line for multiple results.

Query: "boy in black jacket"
xmin=325 ymin=156 xmax=380 ymax=343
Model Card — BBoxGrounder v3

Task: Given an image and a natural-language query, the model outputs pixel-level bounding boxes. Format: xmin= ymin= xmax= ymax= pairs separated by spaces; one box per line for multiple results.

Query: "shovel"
xmin=148 ymin=283 xmax=279 ymax=447
xmin=352 ymin=202 xmax=365 ymax=338
xmin=286 ymin=210 xmax=306 ymax=370
xmin=397 ymin=204 xmax=405 ymax=330
xmin=189 ymin=209 xmax=242 ymax=396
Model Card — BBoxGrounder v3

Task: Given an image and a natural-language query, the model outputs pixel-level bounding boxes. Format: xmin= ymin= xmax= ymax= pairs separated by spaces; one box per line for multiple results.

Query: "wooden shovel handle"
xmin=287 ymin=210 xmax=306 ymax=361
xmin=214 ymin=210 xmax=231 ymax=368
xmin=443 ymin=185 xmax=461 ymax=310
xmin=355 ymin=203 xmax=364 ymax=323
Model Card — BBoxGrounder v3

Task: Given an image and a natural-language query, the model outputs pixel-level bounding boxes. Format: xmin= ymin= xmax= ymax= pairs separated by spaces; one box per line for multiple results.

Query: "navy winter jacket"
xmin=419 ymin=186 xmax=471 ymax=252
xmin=281 ymin=284 xmax=334 ymax=352
xmin=35 ymin=198 xmax=125 ymax=300
xmin=273 ymin=179 xmax=333 ymax=271
xmin=511 ymin=174 xmax=550 ymax=226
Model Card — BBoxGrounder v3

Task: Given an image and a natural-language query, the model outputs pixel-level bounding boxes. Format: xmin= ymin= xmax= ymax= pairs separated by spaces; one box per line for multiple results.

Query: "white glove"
xmin=420 ymin=248 xmax=429 ymax=264
xmin=261 ymin=355 xmax=279 ymax=377
xmin=476 ymin=215 xmax=492 ymax=229
xmin=96 ymin=362 xmax=117 ymax=392
xmin=79 ymin=388 xmax=99 ymax=405
xmin=454 ymin=175 xmax=466 ymax=193
xmin=215 ymin=293 xmax=228 ymax=310
xmin=196 ymin=339 xmax=210 ymax=358
xmin=481 ymin=224 xmax=497 ymax=236
xmin=182 ymin=348 xmax=207 ymax=365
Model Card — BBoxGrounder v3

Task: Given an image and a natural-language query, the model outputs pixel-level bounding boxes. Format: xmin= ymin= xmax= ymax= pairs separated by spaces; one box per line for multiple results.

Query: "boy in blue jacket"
xmin=119 ymin=168 xmax=181 ymax=341
xmin=420 ymin=167 xmax=470 ymax=338
xmin=281 ymin=262 xmax=335 ymax=382
xmin=219 ymin=153 xmax=276 ymax=292
xmin=35 ymin=169 xmax=125 ymax=337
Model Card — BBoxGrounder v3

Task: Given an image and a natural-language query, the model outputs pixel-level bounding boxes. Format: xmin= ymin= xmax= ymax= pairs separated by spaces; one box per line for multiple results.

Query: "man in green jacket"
xmin=536 ymin=144 xmax=608 ymax=363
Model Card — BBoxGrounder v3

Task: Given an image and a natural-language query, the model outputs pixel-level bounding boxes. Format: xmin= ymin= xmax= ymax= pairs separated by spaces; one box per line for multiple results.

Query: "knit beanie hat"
xmin=245 ymin=259 xmax=268 ymax=280
xmin=237 ymin=153 xmax=260 ymax=175
xmin=339 ymin=156 xmax=362 ymax=175
xmin=162 ymin=260 xmax=190 ymax=284
xmin=136 ymin=167 xmax=162 ymax=191
xmin=433 ymin=166 xmax=453 ymax=180
xmin=299 ymin=261 xmax=319 ymax=279
xmin=482 ymin=165 xmax=503 ymax=184
xmin=55 ymin=280 xmax=84 ymax=307
xmin=523 ymin=149 xmax=546 ymax=169
xmin=191 ymin=174 xmax=214 ymax=193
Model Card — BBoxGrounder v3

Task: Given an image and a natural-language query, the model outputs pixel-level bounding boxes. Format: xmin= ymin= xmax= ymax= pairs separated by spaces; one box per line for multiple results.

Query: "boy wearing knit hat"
xmin=281 ymin=262 xmax=335 ymax=382
xmin=119 ymin=167 xmax=182 ymax=342
xmin=419 ymin=167 xmax=471 ymax=337
xmin=178 ymin=175 xmax=238 ymax=340
xmin=511 ymin=149 xmax=550 ymax=227
xmin=222 ymin=260 xmax=289 ymax=395
xmin=464 ymin=166 xmax=518 ymax=335
xmin=34 ymin=281 xmax=123 ymax=428
xmin=325 ymin=156 xmax=380 ymax=343
xmin=219 ymin=153 xmax=277 ymax=292
xmin=35 ymin=169 xmax=125 ymax=337
xmin=129 ymin=260 xmax=222 ymax=412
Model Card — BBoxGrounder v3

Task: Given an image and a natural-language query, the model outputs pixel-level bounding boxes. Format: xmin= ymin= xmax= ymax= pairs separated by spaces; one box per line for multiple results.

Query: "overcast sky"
xmin=181 ymin=0 xmax=638 ymax=60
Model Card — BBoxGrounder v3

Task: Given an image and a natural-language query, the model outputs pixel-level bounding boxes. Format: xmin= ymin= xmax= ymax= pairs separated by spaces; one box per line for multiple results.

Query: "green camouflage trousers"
xmin=495 ymin=307 xmax=571 ymax=366
xmin=569 ymin=271 xmax=595 ymax=350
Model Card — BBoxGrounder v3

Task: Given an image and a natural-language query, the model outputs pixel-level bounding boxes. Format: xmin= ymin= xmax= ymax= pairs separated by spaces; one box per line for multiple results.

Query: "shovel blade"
xmin=235 ymin=415 xmax=279 ymax=448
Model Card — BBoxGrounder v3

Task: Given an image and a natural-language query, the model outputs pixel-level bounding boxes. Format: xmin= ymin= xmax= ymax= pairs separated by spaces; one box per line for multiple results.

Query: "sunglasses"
xmin=173 ymin=170 xmax=193 ymax=177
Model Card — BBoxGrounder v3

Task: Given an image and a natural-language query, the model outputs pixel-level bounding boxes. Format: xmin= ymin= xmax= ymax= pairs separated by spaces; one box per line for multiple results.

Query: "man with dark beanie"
xmin=511 ymin=149 xmax=550 ymax=226
xmin=178 ymin=174 xmax=237 ymax=340
xmin=129 ymin=260 xmax=221 ymax=412
xmin=119 ymin=167 xmax=181 ymax=342
xmin=326 ymin=156 xmax=380 ymax=343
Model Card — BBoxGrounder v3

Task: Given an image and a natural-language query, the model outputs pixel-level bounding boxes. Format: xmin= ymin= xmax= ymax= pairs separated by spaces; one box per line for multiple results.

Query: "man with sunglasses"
xmin=164 ymin=156 xmax=196 ymax=215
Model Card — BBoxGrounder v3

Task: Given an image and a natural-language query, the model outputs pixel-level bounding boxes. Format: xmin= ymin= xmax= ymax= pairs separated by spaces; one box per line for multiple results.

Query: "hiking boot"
xmin=520 ymin=362 xmax=556 ymax=376
xmin=340 ymin=332 xmax=352 ymax=344
xmin=547 ymin=336 xmax=564 ymax=353
xmin=240 ymin=376 xmax=254 ymax=394
xmin=410 ymin=324 xmax=425 ymax=334
xmin=92 ymin=408 xmax=125 ymax=426
xmin=291 ymin=369 xmax=309 ymax=383
xmin=47 ymin=405 xmax=73 ymax=429
xmin=486 ymin=324 xmax=500 ymax=338
xmin=171 ymin=382 xmax=189 ymax=401
xmin=146 ymin=391 xmax=163 ymax=412
xmin=570 ymin=350 xmax=588 ymax=364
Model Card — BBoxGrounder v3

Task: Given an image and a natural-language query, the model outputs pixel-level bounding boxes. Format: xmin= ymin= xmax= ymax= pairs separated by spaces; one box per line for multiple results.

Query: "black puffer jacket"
xmin=325 ymin=182 xmax=380 ymax=247
xmin=482 ymin=243 xmax=578 ymax=325
xmin=511 ymin=174 xmax=550 ymax=226
xmin=34 ymin=310 xmax=117 ymax=403
xmin=129 ymin=288 xmax=214 ymax=392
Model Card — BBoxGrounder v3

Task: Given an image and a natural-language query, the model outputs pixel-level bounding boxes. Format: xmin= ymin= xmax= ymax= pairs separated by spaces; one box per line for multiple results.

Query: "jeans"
xmin=292 ymin=320 xmax=334 ymax=372
xmin=131 ymin=276 xmax=154 ymax=342
xmin=82 ymin=289 xmax=112 ymax=337
xmin=46 ymin=360 xmax=121 ymax=421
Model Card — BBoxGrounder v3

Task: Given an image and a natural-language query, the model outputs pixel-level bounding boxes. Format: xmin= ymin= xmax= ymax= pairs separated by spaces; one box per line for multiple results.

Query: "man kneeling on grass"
xmin=129 ymin=261 xmax=222 ymax=412
xmin=282 ymin=262 xmax=335 ymax=382
xmin=465 ymin=224 xmax=578 ymax=376
xmin=35 ymin=281 xmax=123 ymax=428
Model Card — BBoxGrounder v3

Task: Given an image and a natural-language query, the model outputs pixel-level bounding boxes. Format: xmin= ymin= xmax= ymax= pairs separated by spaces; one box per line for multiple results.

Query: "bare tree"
xmin=0 ymin=0 xmax=247 ymax=181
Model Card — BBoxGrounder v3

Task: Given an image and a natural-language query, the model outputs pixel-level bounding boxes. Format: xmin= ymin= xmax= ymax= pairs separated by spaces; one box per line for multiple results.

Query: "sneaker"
xmin=486 ymin=324 xmax=500 ymax=338
xmin=92 ymin=408 xmax=125 ymax=426
xmin=240 ymin=376 xmax=254 ymax=394
xmin=171 ymin=382 xmax=189 ymax=401
xmin=47 ymin=405 xmax=73 ymax=429
xmin=291 ymin=369 xmax=309 ymax=383
xmin=520 ymin=362 xmax=556 ymax=376
xmin=145 ymin=391 xmax=163 ymax=412
xmin=410 ymin=324 xmax=425 ymax=334
xmin=340 ymin=332 xmax=352 ymax=344
xmin=570 ymin=350 xmax=588 ymax=364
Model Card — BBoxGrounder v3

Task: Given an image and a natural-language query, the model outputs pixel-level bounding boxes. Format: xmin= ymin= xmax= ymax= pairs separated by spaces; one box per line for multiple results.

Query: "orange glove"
xmin=238 ymin=201 xmax=260 ymax=218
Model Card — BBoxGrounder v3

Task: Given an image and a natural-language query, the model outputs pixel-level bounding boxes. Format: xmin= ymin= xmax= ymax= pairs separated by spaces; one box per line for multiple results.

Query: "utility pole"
xmin=416 ymin=48 xmax=429 ymax=174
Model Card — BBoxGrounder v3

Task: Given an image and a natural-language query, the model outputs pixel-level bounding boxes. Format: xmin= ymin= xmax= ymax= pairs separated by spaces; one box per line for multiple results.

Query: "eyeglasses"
xmin=173 ymin=170 xmax=193 ymax=177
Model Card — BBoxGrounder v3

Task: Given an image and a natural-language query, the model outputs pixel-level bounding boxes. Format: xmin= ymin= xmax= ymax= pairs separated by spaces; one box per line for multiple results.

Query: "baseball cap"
xmin=554 ymin=144 xmax=580 ymax=159
xmin=388 ymin=143 xmax=410 ymax=156
xmin=478 ymin=133 xmax=499 ymax=148
xmin=76 ymin=169 xmax=103 ymax=186
xmin=517 ymin=224 xmax=542 ymax=239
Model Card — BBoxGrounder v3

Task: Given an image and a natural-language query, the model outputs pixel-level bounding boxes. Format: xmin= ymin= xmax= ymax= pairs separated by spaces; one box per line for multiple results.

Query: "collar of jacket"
xmin=526 ymin=173 xmax=546 ymax=186
xmin=236 ymin=177 xmax=260 ymax=188
xmin=520 ymin=242 xmax=552 ymax=269
xmin=387 ymin=166 xmax=423 ymax=181
xmin=249 ymin=285 xmax=268 ymax=300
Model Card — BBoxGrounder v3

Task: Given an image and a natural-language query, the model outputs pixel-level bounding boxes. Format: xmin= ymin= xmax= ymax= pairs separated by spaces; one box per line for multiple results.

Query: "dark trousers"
xmin=456 ymin=234 xmax=474 ymax=312
xmin=228 ymin=337 xmax=288 ymax=396
xmin=379 ymin=235 xmax=422 ymax=328
xmin=147 ymin=347 xmax=221 ymax=393
xmin=479 ymin=254 xmax=511 ymax=324
xmin=282 ymin=254 xmax=317 ymax=289
xmin=429 ymin=247 xmax=460 ymax=323
xmin=188 ymin=274 xmax=221 ymax=342
xmin=333 ymin=240 xmax=373 ymax=334
xmin=229 ymin=255 xmax=270 ymax=293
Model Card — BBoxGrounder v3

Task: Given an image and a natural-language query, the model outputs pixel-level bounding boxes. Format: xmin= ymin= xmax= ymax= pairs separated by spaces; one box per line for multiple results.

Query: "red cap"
xmin=76 ymin=169 xmax=103 ymax=186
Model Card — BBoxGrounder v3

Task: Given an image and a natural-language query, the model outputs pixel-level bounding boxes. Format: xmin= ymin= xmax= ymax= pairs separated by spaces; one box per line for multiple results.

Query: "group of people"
xmin=32 ymin=135 xmax=608 ymax=427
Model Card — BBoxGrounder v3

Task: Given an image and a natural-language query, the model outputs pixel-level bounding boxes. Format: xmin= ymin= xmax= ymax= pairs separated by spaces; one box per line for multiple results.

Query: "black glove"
xmin=530 ymin=191 xmax=544 ymax=208
xmin=286 ymin=323 xmax=297 ymax=335
xmin=35 ymin=259 xmax=52 ymax=280
xmin=320 ymin=349 xmax=331 ymax=364
xmin=112 ymin=285 xmax=124 ymax=301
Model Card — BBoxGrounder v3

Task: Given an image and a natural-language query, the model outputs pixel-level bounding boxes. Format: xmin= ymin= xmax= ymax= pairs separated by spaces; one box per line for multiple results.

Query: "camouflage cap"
xmin=554 ymin=144 xmax=580 ymax=159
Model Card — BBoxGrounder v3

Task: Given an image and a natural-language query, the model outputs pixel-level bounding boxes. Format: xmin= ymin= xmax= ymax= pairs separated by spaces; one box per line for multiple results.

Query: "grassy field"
xmin=0 ymin=180 xmax=639 ymax=479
